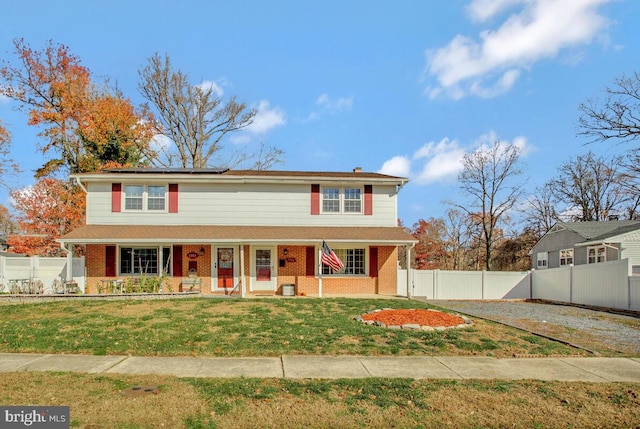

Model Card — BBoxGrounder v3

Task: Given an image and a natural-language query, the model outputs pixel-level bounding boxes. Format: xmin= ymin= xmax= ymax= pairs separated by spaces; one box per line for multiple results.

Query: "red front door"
xmin=217 ymin=247 xmax=234 ymax=288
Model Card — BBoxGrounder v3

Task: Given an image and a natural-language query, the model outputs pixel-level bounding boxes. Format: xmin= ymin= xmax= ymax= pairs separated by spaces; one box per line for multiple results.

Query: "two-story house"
xmin=530 ymin=220 xmax=640 ymax=275
xmin=58 ymin=168 xmax=416 ymax=295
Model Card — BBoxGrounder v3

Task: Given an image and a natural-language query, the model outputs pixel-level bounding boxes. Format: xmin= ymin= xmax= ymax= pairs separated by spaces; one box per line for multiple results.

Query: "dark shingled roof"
xmin=557 ymin=221 xmax=640 ymax=241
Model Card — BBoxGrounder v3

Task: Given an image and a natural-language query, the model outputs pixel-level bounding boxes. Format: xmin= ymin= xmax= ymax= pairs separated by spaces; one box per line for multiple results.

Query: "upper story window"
xmin=559 ymin=248 xmax=573 ymax=266
xmin=321 ymin=187 xmax=362 ymax=214
xmin=587 ymin=245 xmax=606 ymax=264
xmin=124 ymin=185 xmax=166 ymax=211
xmin=536 ymin=252 xmax=548 ymax=269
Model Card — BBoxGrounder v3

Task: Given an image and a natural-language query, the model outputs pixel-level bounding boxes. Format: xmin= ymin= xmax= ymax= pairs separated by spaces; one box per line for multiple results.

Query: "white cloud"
xmin=305 ymin=93 xmax=353 ymax=121
xmin=195 ymin=80 xmax=224 ymax=97
xmin=413 ymin=138 xmax=466 ymax=184
xmin=317 ymin=93 xmax=353 ymax=111
xmin=425 ymin=0 xmax=613 ymax=99
xmin=380 ymin=133 xmax=531 ymax=185
xmin=149 ymin=134 xmax=173 ymax=152
xmin=378 ymin=155 xmax=411 ymax=177
xmin=244 ymin=100 xmax=286 ymax=135
xmin=466 ymin=0 xmax=526 ymax=22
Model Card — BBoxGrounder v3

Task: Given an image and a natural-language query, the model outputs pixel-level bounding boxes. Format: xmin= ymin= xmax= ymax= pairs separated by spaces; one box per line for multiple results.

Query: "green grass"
xmin=0 ymin=297 xmax=585 ymax=357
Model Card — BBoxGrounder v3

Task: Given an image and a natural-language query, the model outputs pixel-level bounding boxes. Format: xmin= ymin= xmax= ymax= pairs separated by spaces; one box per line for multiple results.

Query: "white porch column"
xmin=240 ymin=244 xmax=246 ymax=298
xmin=406 ymin=244 xmax=413 ymax=299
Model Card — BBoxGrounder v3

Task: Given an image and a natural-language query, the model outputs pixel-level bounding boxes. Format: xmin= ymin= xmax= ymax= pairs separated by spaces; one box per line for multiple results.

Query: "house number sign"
xmin=187 ymin=252 xmax=199 ymax=259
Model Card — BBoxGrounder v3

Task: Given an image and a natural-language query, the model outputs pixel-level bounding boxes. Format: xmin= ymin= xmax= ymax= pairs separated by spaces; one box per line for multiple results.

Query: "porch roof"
xmin=58 ymin=225 xmax=416 ymax=245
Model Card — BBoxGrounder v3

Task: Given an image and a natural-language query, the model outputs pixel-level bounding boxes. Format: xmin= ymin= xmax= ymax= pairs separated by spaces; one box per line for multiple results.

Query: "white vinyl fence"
xmin=0 ymin=255 xmax=85 ymax=294
xmin=399 ymin=258 xmax=640 ymax=311
xmin=397 ymin=269 xmax=530 ymax=300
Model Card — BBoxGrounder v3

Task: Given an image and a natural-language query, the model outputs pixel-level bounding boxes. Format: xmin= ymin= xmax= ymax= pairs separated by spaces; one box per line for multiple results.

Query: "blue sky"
xmin=1 ymin=0 xmax=638 ymax=227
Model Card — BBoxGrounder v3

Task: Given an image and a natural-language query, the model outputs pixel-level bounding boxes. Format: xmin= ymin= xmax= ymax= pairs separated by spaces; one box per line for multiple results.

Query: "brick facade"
xmin=84 ymin=244 xmax=399 ymax=296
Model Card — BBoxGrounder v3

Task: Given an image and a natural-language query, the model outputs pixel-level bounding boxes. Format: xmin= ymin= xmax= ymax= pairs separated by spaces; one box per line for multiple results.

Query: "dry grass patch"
xmin=0 ymin=372 xmax=207 ymax=428
xmin=1 ymin=373 xmax=639 ymax=428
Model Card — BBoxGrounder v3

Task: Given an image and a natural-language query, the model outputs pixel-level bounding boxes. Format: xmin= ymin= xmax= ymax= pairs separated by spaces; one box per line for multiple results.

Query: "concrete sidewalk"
xmin=1 ymin=353 xmax=640 ymax=382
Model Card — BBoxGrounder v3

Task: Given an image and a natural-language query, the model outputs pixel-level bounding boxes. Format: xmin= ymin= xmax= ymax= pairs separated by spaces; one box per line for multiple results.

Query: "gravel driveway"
xmin=428 ymin=300 xmax=640 ymax=356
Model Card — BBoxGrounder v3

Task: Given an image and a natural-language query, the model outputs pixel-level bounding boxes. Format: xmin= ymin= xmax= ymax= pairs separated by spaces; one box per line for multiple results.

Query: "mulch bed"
xmin=361 ymin=308 xmax=466 ymax=327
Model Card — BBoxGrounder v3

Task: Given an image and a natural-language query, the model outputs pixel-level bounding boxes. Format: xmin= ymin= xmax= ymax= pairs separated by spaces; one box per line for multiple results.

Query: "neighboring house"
xmin=530 ymin=221 xmax=640 ymax=275
xmin=58 ymin=168 xmax=416 ymax=295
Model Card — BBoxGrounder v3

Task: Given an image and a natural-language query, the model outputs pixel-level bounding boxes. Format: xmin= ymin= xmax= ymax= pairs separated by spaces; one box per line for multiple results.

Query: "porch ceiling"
xmin=58 ymin=225 xmax=417 ymax=245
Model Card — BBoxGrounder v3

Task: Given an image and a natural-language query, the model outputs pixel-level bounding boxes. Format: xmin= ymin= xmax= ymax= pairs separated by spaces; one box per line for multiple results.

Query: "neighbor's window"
xmin=321 ymin=187 xmax=363 ymax=214
xmin=120 ymin=247 xmax=171 ymax=275
xmin=124 ymin=184 xmax=167 ymax=211
xmin=322 ymin=248 xmax=365 ymax=275
xmin=588 ymin=246 xmax=606 ymax=264
xmin=559 ymin=248 xmax=573 ymax=266
xmin=536 ymin=252 xmax=548 ymax=269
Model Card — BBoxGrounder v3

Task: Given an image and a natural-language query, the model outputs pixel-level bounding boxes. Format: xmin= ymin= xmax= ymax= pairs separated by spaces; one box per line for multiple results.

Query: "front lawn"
xmin=0 ymin=297 xmax=585 ymax=357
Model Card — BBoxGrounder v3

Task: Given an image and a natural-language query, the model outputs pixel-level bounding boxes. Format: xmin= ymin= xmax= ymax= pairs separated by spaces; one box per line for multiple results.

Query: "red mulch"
xmin=361 ymin=309 xmax=465 ymax=327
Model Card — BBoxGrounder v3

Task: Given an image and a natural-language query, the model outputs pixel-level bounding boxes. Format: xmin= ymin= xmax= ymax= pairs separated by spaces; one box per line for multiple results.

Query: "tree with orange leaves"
xmin=0 ymin=39 xmax=154 ymax=177
xmin=8 ymin=178 xmax=85 ymax=256
xmin=411 ymin=218 xmax=448 ymax=270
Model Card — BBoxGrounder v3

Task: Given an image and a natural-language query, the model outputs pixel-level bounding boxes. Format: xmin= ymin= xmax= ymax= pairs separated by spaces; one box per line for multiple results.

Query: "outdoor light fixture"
xmin=199 ymin=246 xmax=205 ymax=256
xmin=283 ymin=248 xmax=288 ymax=256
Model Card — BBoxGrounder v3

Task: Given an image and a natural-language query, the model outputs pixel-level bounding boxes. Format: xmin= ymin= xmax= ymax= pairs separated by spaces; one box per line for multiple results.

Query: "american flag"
xmin=321 ymin=241 xmax=344 ymax=272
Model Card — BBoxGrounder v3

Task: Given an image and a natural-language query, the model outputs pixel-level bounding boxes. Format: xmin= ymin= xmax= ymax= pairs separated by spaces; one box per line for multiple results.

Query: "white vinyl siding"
xmin=86 ymin=182 xmax=398 ymax=227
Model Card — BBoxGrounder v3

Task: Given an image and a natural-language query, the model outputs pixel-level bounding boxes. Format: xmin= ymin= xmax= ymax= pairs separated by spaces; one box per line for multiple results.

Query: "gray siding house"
xmin=530 ymin=221 xmax=640 ymax=275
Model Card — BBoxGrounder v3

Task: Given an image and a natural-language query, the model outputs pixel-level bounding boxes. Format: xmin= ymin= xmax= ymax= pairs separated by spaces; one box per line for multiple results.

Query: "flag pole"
xmin=318 ymin=244 xmax=323 ymax=298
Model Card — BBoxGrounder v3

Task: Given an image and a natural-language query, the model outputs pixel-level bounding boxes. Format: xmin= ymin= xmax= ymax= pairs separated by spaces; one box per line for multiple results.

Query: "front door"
xmin=252 ymin=246 xmax=276 ymax=291
xmin=216 ymin=247 xmax=234 ymax=289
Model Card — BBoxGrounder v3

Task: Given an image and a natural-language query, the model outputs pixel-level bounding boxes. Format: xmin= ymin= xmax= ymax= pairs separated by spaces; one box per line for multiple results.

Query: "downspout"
xmin=73 ymin=176 xmax=87 ymax=193
xmin=318 ymin=244 xmax=323 ymax=298
xmin=240 ymin=243 xmax=246 ymax=298
xmin=59 ymin=241 xmax=73 ymax=282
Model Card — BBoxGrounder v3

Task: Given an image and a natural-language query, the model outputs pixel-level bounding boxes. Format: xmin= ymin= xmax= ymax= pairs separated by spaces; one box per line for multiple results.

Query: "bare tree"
xmin=522 ymin=183 xmax=559 ymax=239
xmin=452 ymin=141 xmax=525 ymax=270
xmin=578 ymin=72 xmax=640 ymax=146
xmin=548 ymin=151 xmax=626 ymax=221
xmin=442 ymin=208 xmax=473 ymax=270
xmin=139 ymin=53 xmax=259 ymax=168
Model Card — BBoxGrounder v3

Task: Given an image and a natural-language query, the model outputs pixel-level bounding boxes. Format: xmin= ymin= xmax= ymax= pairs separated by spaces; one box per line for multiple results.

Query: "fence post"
xmin=481 ymin=270 xmax=486 ymax=299
xmin=569 ymin=265 xmax=573 ymax=304
xmin=433 ymin=269 xmax=438 ymax=299
xmin=31 ymin=256 xmax=39 ymax=279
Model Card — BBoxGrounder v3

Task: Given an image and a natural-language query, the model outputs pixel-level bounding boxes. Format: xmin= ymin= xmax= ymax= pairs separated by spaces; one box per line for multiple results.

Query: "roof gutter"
xmin=574 ymin=241 xmax=618 ymax=249
xmin=71 ymin=175 xmax=87 ymax=193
